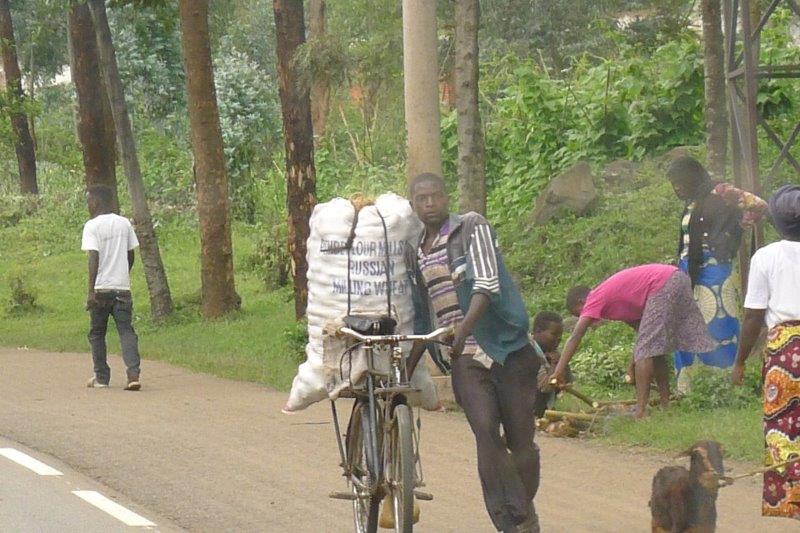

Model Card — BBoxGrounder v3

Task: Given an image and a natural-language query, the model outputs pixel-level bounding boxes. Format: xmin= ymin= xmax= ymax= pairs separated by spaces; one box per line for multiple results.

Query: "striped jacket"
xmin=406 ymin=212 xmax=530 ymax=367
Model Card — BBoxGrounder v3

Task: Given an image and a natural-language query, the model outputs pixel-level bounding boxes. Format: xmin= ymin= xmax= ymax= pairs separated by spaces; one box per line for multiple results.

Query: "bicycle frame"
xmin=329 ymin=327 xmax=450 ymax=530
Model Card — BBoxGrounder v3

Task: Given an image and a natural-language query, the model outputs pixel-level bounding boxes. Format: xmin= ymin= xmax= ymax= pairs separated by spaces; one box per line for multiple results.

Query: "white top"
xmin=744 ymin=240 xmax=800 ymax=328
xmin=81 ymin=214 xmax=139 ymax=291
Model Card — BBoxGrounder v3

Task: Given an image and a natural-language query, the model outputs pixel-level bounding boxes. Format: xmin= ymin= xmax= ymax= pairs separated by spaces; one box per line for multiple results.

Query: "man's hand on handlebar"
xmin=404 ymin=328 xmax=454 ymax=378
xmin=450 ymin=329 xmax=466 ymax=358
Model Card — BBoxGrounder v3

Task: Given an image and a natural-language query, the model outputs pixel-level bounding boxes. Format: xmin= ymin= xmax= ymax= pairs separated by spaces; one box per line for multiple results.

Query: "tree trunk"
xmin=702 ymin=0 xmax=728 ymax=179
xmin=88 ymin=0 xmax=174 ymax=321
xmin=0 ymin=0 xmax=37 ymax=194
xmin=455 ymin=0 xmax=486 ymax=214
xmin=402 ymin=0 xmax=442 ymax=181
xmin=69 ymin=3 xmax=119 ymax=213
xmin=273 ymin=0 xmax=317 ymax=320
xmin=178 ymin=0 xmax=240 ymax=319
xmin=308 ymin=0 xmax=330 ymax=138
xmin=27 ymin=46 xmax=37 ymax=152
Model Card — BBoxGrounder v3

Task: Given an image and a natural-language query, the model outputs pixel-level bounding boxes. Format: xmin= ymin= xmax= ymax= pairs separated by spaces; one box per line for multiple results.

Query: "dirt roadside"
xmin=0 ymin=348 xmax=794 ymax=532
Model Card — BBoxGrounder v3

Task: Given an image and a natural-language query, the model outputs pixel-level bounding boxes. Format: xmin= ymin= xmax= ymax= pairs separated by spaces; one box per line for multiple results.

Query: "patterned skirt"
xmin=675 ymin=254 xmax=739 ymax=372
xmin=633 ymin=271 xmax=717 ymax=361
xmin=763 ymin=321 xmax=800 ymax=519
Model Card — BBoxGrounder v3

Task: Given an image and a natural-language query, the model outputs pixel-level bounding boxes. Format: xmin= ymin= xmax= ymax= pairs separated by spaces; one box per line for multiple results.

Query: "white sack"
xmin=283 ymin=193 xmax=439 ymax=412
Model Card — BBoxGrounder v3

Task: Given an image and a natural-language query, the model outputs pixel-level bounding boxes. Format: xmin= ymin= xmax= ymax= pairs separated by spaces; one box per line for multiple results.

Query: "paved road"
xmin=0 ymin=435 xmax=181 ymax=532
xmin=0 ymin=347 xmax=796 ymax=532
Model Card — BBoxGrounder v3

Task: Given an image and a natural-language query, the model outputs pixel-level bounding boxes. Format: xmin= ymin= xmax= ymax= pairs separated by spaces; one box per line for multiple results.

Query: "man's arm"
xmin=468 ymin=223 xmax=500 ymax=296
xmin=732 ymin=308 xmax=766 ymax=385
xmin=734 ymin=251 xmax=769 ymax=385
xmin=451 ymin=222 xmax=499 ymax=357
xmin=406 ymin=341 xmax=427 ymax=378
xmin=87 ymin=251 xmax=99 ymax=309
xmin=551 ymin=316 xmax=593 ymax=384
xmin=128 ymin=250 xmax=135 ymax=271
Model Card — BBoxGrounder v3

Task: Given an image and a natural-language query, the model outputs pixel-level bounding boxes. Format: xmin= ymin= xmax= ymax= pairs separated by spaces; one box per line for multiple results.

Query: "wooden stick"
xmin=563 ymin=385 xmax=600 ymax=409
xmin=596 ymin=395 xmax=679 ymax=408
xmin=543 ymin=410 xmax=600 ymax=423
xmin=596 ymin=398 xmax=638 ymax=407
xmin=549 ymin=378 xmax=600 ymax=408
xmin=721 ymin=456 xmax=800 ymax=486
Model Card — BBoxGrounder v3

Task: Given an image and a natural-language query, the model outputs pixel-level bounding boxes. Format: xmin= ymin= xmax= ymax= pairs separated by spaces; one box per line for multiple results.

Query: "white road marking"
xmin=0 ymin=448 xmax=63 ymax=476
xmin=72 ymin=490 xmax=156 ymax=527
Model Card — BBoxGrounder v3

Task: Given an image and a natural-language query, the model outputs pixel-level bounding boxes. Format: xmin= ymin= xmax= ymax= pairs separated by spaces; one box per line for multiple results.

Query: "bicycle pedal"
xmin=413 ymin=489 xmax=433 ymax=501
xmin=329 ymin=491 xmax=357 ymax=501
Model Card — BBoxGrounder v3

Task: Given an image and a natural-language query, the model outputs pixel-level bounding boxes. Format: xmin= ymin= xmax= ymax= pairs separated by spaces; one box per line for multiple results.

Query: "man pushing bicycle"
xmin=405 ymin=173 xmax=541 ymax=533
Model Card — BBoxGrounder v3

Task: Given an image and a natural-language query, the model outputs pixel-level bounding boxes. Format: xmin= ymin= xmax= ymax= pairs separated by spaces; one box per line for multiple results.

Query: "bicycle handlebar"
xmin=338 ymin=326 xmax=453 ymax=344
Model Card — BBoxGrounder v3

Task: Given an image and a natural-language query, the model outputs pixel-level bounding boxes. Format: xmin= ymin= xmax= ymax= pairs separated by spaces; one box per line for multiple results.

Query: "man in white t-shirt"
xmin=81 ymin=185 xmax=141 ymax=390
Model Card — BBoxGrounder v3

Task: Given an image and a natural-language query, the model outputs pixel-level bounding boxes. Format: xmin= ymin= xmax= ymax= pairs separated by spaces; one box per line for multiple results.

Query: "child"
xmin=552 ymin=264 xmax=715 ymax=418
xmin=531 ymin=311 xmax=569 ymax=417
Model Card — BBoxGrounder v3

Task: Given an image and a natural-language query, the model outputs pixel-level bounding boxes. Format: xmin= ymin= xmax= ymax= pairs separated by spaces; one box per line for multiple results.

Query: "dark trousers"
xmin=88 ymin=291 xmax=140 ymax=383
xmin=451 ymin=343 xmax=540 ymax=531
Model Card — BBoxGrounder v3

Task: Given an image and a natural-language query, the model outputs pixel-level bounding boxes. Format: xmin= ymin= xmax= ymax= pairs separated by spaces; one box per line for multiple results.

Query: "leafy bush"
xmin=5 ymin=273 xmax=39 ymax=315
xmin=442 ymin=34 xmax=706 ymax=220
xmin=243 ymin=224 xmax=290 ymax=290
xmin=283 ymin=319 xmax=308 ymax=364
xmin=570 ymin=334 xmax=633 ymax=391
xmin=214 ymin=45 xmax=282 ymax=219
xmin=109 ymin=3 xmax=185 ymax=118
xmin=138 ymin=128 xmax=195 ymax=210
xmin=314 ymin=145 xmax=406 ymax=202
xmin=0 ymin=194 xmax=39 ymax=227
xmin=681 ymin=364 xmax=760 ymax=410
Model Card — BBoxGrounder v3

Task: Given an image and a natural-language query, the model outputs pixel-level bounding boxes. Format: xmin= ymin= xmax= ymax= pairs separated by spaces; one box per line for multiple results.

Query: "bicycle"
xmin=328 ymin=323 xmax=451 ymax=533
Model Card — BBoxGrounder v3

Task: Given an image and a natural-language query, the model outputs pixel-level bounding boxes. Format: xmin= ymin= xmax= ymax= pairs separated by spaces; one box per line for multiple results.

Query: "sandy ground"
xmin=0 ymin=347 xmax=796 ymax=532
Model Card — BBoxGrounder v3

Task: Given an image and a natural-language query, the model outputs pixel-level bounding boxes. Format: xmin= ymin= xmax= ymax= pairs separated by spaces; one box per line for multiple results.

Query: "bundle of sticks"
xmin=536 ymin=378 xmax=673 ymax=437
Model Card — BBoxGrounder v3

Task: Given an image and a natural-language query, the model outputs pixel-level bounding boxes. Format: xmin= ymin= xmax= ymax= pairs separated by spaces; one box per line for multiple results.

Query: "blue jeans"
xmin=88 ymin=291 xmax=140 ymax=383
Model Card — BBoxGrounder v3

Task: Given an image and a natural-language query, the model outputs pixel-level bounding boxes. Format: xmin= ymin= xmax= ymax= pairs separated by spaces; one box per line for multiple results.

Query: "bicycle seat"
xmin=342 ymin=314 xmax=397 ymax=336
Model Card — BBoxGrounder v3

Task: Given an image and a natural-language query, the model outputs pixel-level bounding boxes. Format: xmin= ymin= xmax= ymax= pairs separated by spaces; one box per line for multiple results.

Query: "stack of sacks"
xmin=282 ymin=193 xmax=439 ymax=412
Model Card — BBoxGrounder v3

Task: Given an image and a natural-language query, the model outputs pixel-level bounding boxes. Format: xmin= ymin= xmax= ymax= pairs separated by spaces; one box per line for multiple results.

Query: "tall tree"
xmin=402 ymin=0 xmax=442 ymax=181
xmin=308 ymin=0 xmax=330 ymax=138
xmin=178 ymin=0 xmax=239 ymax=318
xmin=273 ymin=0 xmax=317 ymax=319
xmin=455 ymin=0 xmax=486 ymax=214
xmin=0 ymin=0 xmax=37 ymax=194
xmin=702 ymin=0 xmax=727 ymax=179
xmin=88 ymin=0 xmax=174 ymax=321
xmin=69 ymin=2 xmax=118 ymax=212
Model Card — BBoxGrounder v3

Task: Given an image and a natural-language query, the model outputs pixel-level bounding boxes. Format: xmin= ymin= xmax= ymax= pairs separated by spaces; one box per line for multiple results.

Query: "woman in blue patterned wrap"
xmin=665 ymin=156 xmax=767 ymax=389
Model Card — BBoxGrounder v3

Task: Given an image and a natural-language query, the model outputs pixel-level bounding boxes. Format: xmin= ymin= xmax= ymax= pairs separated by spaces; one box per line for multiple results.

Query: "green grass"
xmin=551 ymin=371 xmax=765 ymax=463
xmin=602 ymin=404 xmax=764 ymax=463
xmin=0 ymin=203 xmax=300 ymax=390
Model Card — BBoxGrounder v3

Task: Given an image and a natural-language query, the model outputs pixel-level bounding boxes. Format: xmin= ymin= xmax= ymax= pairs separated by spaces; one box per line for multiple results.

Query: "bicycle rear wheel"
xmin=347 ymin=401 xmax=381 ymax=533
xmin=390 ymin=404 xmax=415 ymax=533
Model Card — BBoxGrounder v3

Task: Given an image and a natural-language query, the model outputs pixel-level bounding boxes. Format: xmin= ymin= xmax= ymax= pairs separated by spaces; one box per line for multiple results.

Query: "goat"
xmin=649 ymin=440 xmax=726 ymax=533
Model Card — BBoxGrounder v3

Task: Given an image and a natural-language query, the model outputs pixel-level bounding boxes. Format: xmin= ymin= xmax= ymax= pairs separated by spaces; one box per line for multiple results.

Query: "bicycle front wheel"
xmin=347 ymin=401 xmax=381 ymax=533
xmin=390 ymin=404 xmax=415 ymax=533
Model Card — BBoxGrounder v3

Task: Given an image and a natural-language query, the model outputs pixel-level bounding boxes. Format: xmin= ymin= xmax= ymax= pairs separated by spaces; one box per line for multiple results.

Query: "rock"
xmin=532 ymin=162 xmax=598 ymax=226
xmin=601 ymin=160 xmax=640 ymax=188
